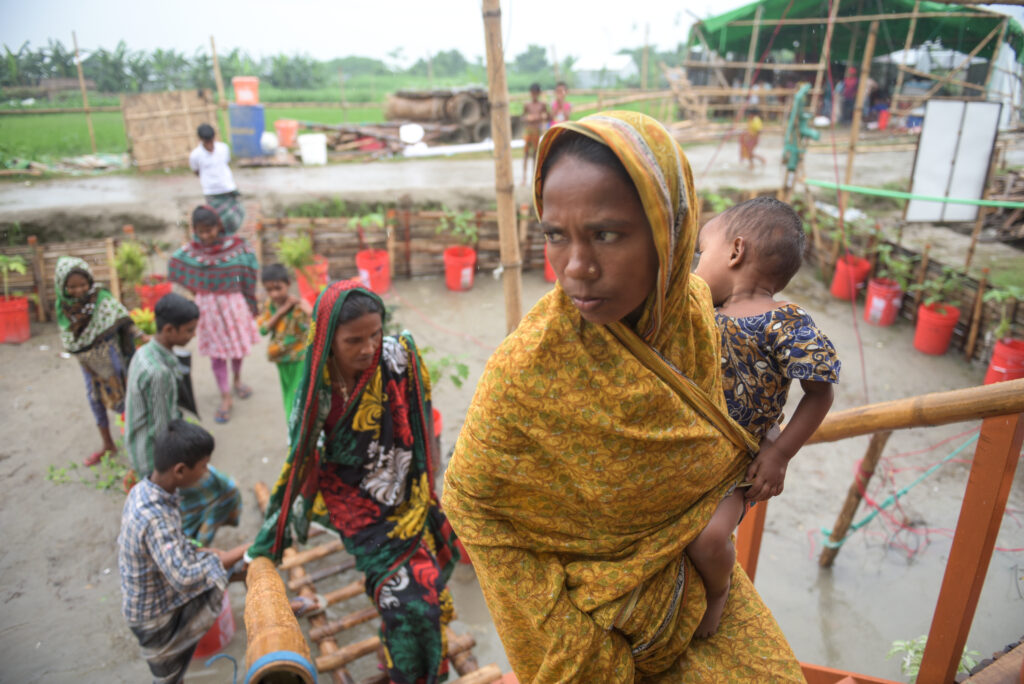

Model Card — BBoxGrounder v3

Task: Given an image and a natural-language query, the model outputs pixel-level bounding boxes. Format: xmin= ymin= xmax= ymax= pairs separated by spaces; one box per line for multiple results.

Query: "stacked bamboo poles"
xmin=245 ymin=557 xmax=317 ymax=684
xmin=252 ymin=482 xmax=504 ymax=683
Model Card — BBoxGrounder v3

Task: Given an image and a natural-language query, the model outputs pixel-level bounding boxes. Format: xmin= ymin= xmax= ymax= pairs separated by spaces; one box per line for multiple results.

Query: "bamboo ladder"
xmin=250 ymin=482 xmax=507 ymax=684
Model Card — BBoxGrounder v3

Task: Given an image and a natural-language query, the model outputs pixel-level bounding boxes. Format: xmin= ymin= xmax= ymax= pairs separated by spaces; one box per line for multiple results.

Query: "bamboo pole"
xmin=891 ymin=1 xmax=920 ymax=111
xmin=806 ymin=378 xmax=1024 ymax=445
xmin=317 ymin=636 xmax=380 ymax=673
xmin=810 ymin=0 xmax=842 ymax=116
xmin=742 ymin=5 xmax=763 ymax=93
xmin=285 ymin=547 xmax=351 ymax=684
xmin=288 ymin=557 xmax=356 ymax=592
xmin=964 ymin=269 xmax=989 ymax=361
xmin=450 ymin=665 xmax=504 ymax=684
xmin=841 ymin=20 xmax=878 ymax=211
xmin=71 ymin=32 xmax=96 ymax=155
xmin=309 ymin=606 xmax=378 ymax=642
xmin=916 ymin=414 xmax=1024 ymax=682
xmin=984 ymin=20 xmax=1009 ymax=94
xmin=28 ymin=236 xmax=47 ymax=322
xmin=279 ymin=539 xmax=344 ymax=570
xmin=482 ymin=0 xmax=523 ymax=334
xmin=245 ymin=557 xmax=316 ymax=684
xmin=819 ymin=430 xmax=893 ymax=567
xmin=105 ymin=237 xmax=121 ymax=304
xmin=210 ymin=36 xmax=232 ymax=143
xmin=690 ymin=25 xmax=731 ymax=89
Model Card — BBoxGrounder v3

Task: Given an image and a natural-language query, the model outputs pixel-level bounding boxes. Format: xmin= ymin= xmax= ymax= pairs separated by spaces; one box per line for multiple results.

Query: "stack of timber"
xmin=385 ymin=88 xmax=521 ymax=143
xmin=983 ymin=170 xmax=1024 ymax=243
xmin=251 ymin=482 xmax=507 ymax=684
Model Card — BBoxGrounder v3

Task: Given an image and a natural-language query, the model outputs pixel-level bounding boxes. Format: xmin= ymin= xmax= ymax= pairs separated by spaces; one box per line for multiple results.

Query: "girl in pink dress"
xmin=168 ymin=206 xmax=259 ymax=423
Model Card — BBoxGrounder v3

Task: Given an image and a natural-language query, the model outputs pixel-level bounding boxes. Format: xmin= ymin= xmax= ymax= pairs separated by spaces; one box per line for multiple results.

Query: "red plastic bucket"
xmin=0 ymin=296 xmax=30 ymax=344
xmin=913 ymin=303 xmax=961 ymax=355
xmin=543 ymin=243 xmax=556 ymax=283
xmin=984 ymin=338 xmax=1024 ymax=384
xmin=296 ymin=256 xmax=329 ymax=305
xmin=355 ymin=249 xmax=390 ymax=294
xmin=830 ymin=255 xmax=871 ymax=301
xmin=443 ymin=246 xmax=476 ymax=291
xmin=878 ymin=109 xmax=890 ymax=131
xmin=192 ymin=591 xmax=235 ymax=659
xmin=863 ymin=278 xmax=903 ymax=326
xmin=273 ymin=119 xmax=299 ymax=148
xmin=135 ymin=277 xmax=173 ymax=311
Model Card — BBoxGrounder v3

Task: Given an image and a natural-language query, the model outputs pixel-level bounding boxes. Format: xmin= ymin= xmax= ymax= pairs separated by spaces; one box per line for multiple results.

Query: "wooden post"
xmin=105 ymin=237 xmax=121 ymax=303
xmin=210 ymin=36 xmax=232 ymax=144
xmin=841 ymin=20 xmax=879 ymax=212
xmin=912 ymin=244 xmax=931 ymax=313
xmin=964 ymin=268 xmax=989 ymax=361
xmin=71 ymin=31 xmax=96 ymax=155
xmin=482 ymin=0 xmax=523 ymax=334
xmin=891 ymin=0 xmax=920 ymax=110
xmin=819 ymin=430 xmax=892 ymax=567
xmin=742 ymin=5 xmax=763 ymax=93
xmin=26 ymin=236 xmax=46 ymax=322
xmin=735 ymin=500 xmax=767 ymax=582
xmin=810 ymin=0 xmax=842 ymax=116
xmin=966 ymin=153 xmax=999 ymax=270
xmin=916 ymin=414 xmax=1024 ymax=683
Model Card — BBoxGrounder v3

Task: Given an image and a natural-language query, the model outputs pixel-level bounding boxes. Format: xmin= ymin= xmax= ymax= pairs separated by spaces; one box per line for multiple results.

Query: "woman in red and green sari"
xmin=248 ymin=280 xmax=461 ymax=683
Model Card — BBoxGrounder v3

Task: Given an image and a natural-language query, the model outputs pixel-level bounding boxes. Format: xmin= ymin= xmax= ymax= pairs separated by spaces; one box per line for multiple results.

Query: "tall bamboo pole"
xmin=71 ymin=31 xmax=96 ymax=154
xmin=983 ymin=19 xmax=1008 ymax=94
xmin=891 ymin=1 xmax=920 ymax=112
xmin=482 ymin=0 xmax=523 ymax=333
xmin=742 ymin=5 xmax=763 ymax=93
xmin=841 ymin=20 xmax=879 ymax=212
xmin=210 ymin=36 xmax=232 ymax=143
xmin=810 ymin=0 xmax=842 ymax=116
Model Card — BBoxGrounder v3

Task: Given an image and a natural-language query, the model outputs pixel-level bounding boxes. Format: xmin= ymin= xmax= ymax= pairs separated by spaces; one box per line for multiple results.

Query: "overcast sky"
xmin=4 ymin=0 xmax=1024 ymax=66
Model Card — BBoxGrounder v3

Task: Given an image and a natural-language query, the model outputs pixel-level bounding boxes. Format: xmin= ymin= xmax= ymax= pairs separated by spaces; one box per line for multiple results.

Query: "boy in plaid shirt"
xmin=118 ymin=419 xmax=248 ymax=684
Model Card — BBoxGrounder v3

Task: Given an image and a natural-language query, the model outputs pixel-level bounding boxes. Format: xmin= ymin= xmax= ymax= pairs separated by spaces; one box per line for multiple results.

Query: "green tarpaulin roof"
xmin=693 ymin=0 xmax=1024 ymax=65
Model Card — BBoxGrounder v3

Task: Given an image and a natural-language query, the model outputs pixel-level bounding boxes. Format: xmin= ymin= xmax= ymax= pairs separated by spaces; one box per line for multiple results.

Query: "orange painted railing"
xmin=736 ymin=378 xmax=1024 ymax=683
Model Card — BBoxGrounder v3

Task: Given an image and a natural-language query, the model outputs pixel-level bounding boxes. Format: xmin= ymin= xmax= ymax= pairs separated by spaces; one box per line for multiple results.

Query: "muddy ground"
xmin=1 ymin=137 xmax=1023 ymax=682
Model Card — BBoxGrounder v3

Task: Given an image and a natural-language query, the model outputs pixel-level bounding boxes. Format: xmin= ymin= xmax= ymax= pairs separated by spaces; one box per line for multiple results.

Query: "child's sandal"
xmin=234 ymin=383 xmax=253 ymax=400
xmin=214 ymin=407 xmax=231 ymax=424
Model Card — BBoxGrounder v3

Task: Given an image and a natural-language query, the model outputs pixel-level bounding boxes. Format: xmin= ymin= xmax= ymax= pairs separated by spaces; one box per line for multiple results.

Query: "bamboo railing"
xmin=735 ymin=378 xmax=1024 ymax=683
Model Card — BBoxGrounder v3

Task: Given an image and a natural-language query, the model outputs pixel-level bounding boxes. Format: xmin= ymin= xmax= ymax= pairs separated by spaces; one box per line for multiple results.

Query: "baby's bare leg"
xmin=687 ymin=488 xmax=747 ymax=638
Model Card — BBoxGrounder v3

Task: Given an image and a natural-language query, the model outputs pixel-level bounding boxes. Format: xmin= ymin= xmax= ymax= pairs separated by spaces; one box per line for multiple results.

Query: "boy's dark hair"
xmin=154 ymin=419 xmax=214 ymax=472
xmin=539 ymin=130 xmax=634 ymax=198
xmin=338 ymin=291 xmax=384 ymax=325
xmin=261 ymin=263 xmax=291 ymax=284
xmin=155 ymin=293 xmax=200 ymax=331
xmin=530 ymin=83 xmax=541 ymax=93
xmin=720 ymin=196 xmax=805 ymax=291
xmin=556 ymin=81 xmax=567 ymax=89
xmin=192 ymin=205 xmax=221 ymax=229
xmin=197 ymin=123 xmax=215 ymax=141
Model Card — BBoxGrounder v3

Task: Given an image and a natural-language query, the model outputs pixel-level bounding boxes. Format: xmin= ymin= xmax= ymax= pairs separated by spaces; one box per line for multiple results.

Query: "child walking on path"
xmin=56 ymin=256 xmax=148 ymax=465
xmin=691 ymin=196 xmax=841 ymax=637
xmin=522 ymin=83 xmax=550 ymax=185
xmin=125 ymin=293 xmax=243 ymax=547
xmin=739 ymin=107 xmax=765 ymax=169
xmin=256 ymin=263 xmax=312 ymax=422
xmin=118 ymin=419 xmax=248 ymax=684
xmin=189 ymin=123 xmax=245 ymax=234
xmin=168 ymin=206 xmax=260 ymax=424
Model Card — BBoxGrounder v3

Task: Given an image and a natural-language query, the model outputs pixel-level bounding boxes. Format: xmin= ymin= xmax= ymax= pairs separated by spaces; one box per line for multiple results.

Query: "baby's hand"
xmin=744 ymin=442 xmax=788 ymax=502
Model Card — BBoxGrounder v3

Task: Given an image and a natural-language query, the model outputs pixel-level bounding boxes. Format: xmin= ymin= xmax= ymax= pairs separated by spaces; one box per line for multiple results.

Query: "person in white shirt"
xmin=189 ymin=124 xmax=245 ymax=234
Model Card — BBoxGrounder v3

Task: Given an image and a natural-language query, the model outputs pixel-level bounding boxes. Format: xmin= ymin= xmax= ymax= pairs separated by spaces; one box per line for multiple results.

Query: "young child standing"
xmin=189 ymin=123 xmax=245 ymax=234
xmin=168 ymin=206 xmax=260 ymax=424
xmin=56 ymin=256 xmax=148 ymax=465
xmin=256 ymin=263 xmax=312 ymax=421
xmin=550 ymin=81 xmax=571 ymax=124
xmin=691 ymin=196 xmax=841 ymax=637
xmin=118 ymin=419 xmax=248 ymax=684
xmin=739 ymin=107 xmax=765 ymax=169
xmin=522 ymin=83 xmax=550 ymax=185
xmin=125 ymin=293 xmax=242 ymax=547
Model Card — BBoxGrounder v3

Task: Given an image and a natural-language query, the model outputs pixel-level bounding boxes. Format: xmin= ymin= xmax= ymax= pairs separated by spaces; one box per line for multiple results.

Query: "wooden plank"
xmin=735 ymin=499 xmax=767 ymax=581
xmin=917 ymin=414 xmax=1024 ymax=682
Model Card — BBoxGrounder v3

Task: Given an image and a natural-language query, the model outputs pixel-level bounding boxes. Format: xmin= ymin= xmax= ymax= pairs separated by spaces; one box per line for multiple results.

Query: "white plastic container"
xmin=298 ymin=133 xmax=328 ymax=165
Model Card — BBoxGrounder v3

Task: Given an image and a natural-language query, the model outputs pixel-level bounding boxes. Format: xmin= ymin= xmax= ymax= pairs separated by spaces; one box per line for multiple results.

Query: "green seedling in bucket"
xmin=874 ymin=243 xmax=914 ymax=291
xmin=435 ymin=205 xmax=479 ymax=246
xmin=0 ymin=254 xmax=27 ymax=300
xmin=275 ymin=234 xmax=317 ymax=285
xmin=983 ymin=285 xmax=1023 ymax=341
xmin=886 ymin=635 xmax=980 ymax=682
xmin=909 ymin=267 xmax=964 ymax=315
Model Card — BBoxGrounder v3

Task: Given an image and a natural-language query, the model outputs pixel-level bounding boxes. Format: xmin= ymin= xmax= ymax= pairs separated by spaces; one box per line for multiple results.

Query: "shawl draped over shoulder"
xmin=442 ymin=111 xmax=801 ymax=682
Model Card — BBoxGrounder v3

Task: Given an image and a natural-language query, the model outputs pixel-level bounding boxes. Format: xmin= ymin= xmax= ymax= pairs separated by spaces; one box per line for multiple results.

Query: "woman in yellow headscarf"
xmin=442 ymin=111 xmax=802 ymax=681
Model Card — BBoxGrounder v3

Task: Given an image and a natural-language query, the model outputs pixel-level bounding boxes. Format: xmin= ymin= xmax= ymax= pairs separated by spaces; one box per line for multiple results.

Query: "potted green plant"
xmin=909 ymin=267 xmax=964 ymax=355
xmin=0 ymin=254 xmax=30 ymax=343
xmin=982 ymin=285 xmax=1024 ymax=384
xmin=354 ymin=209 xmax=391 ymax=294
xmin=863 ymin=244 xmax=914 ymax=327
xmin=276 ymin=234 xmax=327 ymax=305
xmin=436 ymin=205 xmax=479 ymax=291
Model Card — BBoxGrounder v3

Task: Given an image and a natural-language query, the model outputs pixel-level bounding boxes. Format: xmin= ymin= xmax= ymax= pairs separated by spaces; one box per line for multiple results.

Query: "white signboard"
xmin=905 ymin=100 xmax=1002 ymax=222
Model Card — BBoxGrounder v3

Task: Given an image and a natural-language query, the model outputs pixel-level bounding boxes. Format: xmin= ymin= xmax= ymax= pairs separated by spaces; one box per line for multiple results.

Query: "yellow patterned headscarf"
xmin=442 ymin=112 xmax=796 ymax=680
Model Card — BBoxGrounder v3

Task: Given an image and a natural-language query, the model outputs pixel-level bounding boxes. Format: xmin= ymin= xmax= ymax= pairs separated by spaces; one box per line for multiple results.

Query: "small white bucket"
xmin=298 ymin=133 xmax=328 ymax=165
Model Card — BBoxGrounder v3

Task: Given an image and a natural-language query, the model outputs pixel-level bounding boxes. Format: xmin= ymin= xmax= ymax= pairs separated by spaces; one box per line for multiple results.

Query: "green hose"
xmin=804 ymin=179 xmax=1024 ymax=209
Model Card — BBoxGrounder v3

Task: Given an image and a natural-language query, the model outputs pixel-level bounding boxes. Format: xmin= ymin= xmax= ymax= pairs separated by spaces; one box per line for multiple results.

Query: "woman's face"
xmin=331 ymin=312 xmax=383 ymax=379
xmin=194 ymin=221 xmax=221 ymax=246
xmin=65 ymin=272 xmax=91 ymax=299
xmin=541 ymin=154 xmax=658 ymax=326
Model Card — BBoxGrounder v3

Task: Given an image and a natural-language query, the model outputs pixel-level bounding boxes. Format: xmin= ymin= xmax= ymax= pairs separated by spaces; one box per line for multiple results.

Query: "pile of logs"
xmin=251 ymin=482 xmax=509 ymax=684
xmin=984 ymin=170 xmax=1024 ymax=243
xmin=385 ymin=88 xmax=522 ymax=143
